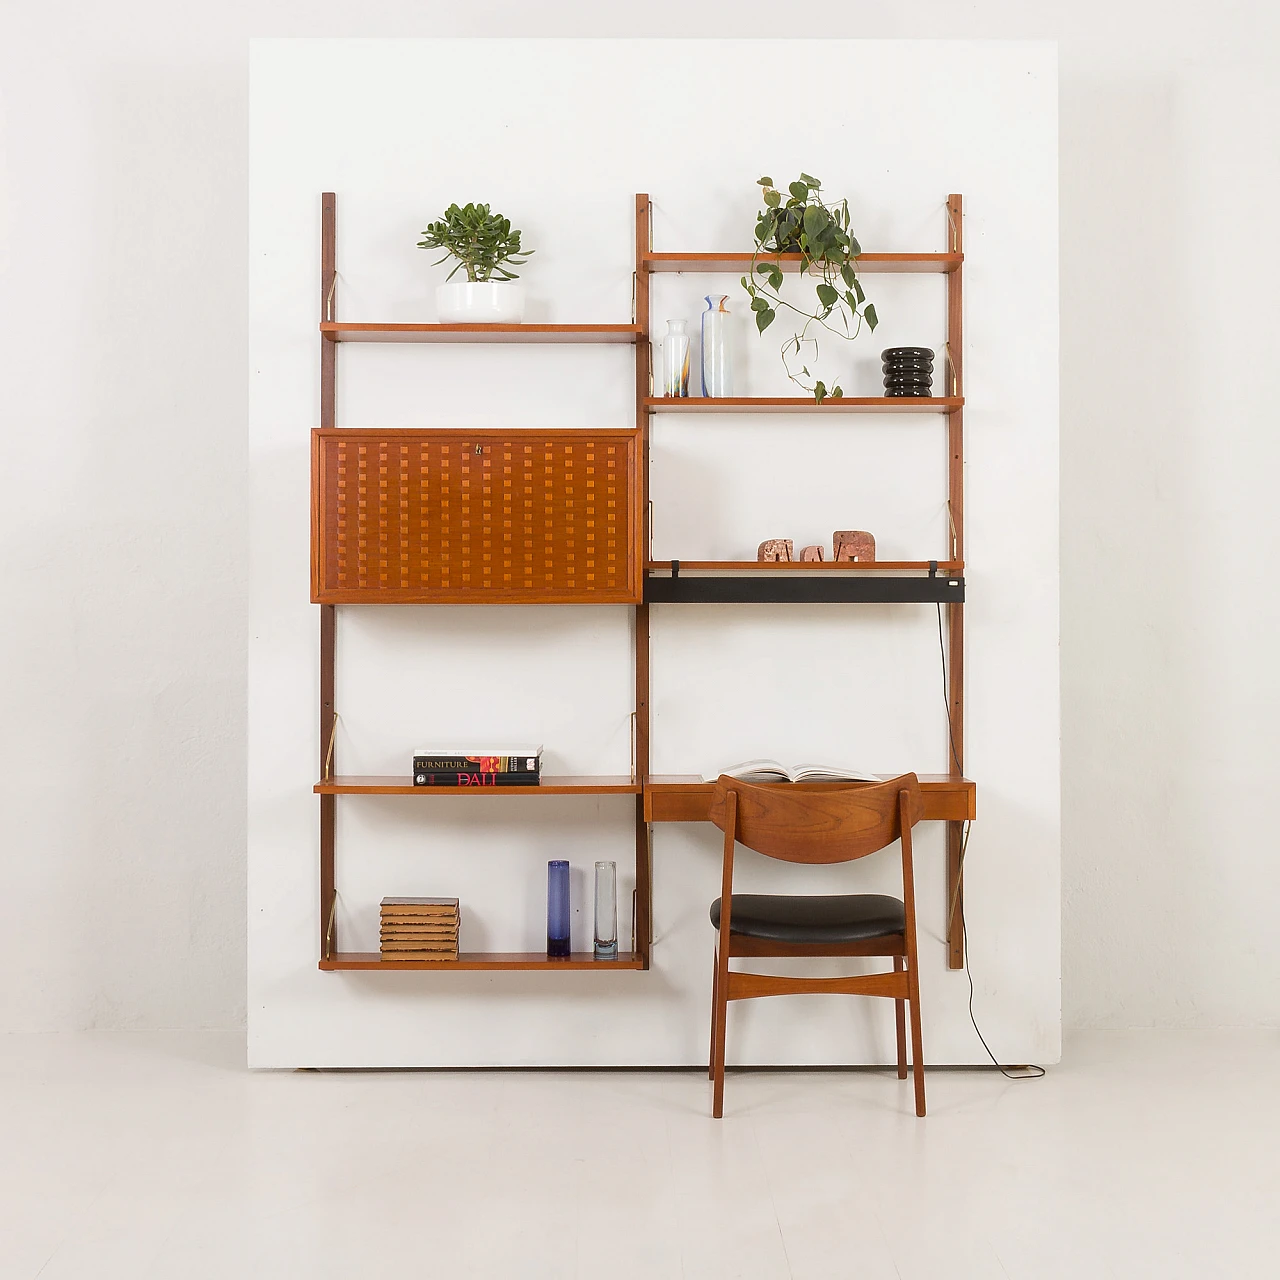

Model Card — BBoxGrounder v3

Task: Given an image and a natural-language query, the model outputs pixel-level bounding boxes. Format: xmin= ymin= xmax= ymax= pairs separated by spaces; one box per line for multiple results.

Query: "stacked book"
xmin=412 ymin=745 xmax=543 ymax=788
xmin=380 ymin=897 xmax=460 ymax=961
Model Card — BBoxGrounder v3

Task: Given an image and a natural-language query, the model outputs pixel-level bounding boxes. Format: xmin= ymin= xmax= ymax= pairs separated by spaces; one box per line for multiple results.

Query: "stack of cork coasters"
xmin=379 ymin=897 xmax=459 ymax=961
xmin=882 ymin=346 xmax=935 ymax=397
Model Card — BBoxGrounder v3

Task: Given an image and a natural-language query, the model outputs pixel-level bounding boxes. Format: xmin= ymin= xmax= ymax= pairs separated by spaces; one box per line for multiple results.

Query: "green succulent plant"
xmin=417 ymin=202 xmax=533 ymax=283
xmin=741 ymin=174 xmax=878 ymax=403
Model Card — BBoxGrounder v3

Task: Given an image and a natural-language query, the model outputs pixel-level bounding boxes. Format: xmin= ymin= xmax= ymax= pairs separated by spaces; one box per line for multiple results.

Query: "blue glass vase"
xmin=547 ymin=860 xmax=571 ymax=958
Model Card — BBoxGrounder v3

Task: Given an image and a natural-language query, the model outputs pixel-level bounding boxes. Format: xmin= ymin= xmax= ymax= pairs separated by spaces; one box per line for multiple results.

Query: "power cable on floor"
xmin=936 ymin=603 xmax=1045 ymax=1081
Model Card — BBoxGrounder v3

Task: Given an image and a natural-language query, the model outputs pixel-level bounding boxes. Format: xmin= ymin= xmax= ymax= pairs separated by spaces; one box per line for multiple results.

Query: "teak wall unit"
xmin=312 ymin=192 xmax=974 ymax=976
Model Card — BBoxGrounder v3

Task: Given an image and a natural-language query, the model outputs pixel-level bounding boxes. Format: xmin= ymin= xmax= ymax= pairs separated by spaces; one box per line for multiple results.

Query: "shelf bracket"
xmin=324 ymin=891 xmax=339 ymax=960
xmin=323 ymin=712 xmax=340 ymax=781
xmin=928 ymin=560 xmax=938 ymax=578
xmin=671 ymin=559 xmax=680 ymax=580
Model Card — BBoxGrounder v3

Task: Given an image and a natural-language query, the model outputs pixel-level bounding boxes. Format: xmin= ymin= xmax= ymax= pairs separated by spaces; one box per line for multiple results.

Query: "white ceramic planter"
xmin=436 ymin=281 xmax=526 ymax=323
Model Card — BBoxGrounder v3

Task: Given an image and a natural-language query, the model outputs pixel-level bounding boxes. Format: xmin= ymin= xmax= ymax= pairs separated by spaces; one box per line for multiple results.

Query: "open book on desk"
xmin=704 ymin=759 xmax=881 ymax=785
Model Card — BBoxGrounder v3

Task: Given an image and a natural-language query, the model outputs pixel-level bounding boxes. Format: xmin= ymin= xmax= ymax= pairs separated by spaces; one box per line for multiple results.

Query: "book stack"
xmin=380 ymin=897 xmax=460 ymax=961
xmin=412 ymin=745 xmax=543 ymax=787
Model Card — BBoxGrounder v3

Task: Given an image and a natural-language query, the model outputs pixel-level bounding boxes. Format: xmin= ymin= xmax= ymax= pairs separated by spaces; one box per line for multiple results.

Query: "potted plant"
xmin=418 ymin=202 xmax=534 ymax=323
xmin=740 ymin=174 xmax=879 ymax=402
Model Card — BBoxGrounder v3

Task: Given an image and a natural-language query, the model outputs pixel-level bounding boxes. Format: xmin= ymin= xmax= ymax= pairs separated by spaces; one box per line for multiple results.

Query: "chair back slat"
xmin=708 ymin=774 xmax=925 ymax=864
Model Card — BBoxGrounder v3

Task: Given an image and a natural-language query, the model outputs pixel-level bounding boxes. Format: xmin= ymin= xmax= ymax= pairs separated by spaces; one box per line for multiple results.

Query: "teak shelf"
xmin=641 ymin=251 xmax=961 ymax=274
xmin=315 ymin=776 xmax=641 ymax=796
xmin=320 ymin=321 xmax=641 ymax=344
xmin=322 ymin=952 xmax=644 ymax=971
xmin=312 ymin=191 xmax=972 ymax=975
xmin=644 ymin=396 xmax=962 ymax=413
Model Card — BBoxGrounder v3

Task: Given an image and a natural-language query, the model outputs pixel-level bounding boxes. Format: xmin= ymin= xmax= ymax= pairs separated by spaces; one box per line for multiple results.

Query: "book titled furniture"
xmin=311 ymin=193 xmax=974 ymax=973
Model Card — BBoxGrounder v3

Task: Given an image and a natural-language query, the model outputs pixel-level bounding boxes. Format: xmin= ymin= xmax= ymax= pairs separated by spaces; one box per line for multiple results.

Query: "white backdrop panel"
xmin=249 ymin=38 xmax=1059 ymax=1067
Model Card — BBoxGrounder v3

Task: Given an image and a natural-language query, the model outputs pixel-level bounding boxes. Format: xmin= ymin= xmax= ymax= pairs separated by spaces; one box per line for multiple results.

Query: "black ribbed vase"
xmin=882 ymin=346 xmax=935 ymax=398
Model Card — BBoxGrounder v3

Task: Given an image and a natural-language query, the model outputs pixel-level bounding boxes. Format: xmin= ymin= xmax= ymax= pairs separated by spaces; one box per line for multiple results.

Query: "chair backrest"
xmin=707 ymin=774 xmax=925 ymax=864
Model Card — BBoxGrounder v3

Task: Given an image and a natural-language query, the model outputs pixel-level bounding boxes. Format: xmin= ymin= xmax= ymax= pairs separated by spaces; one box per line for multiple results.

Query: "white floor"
xmin=1 ymin=1030 xmax=1276 ymax=1279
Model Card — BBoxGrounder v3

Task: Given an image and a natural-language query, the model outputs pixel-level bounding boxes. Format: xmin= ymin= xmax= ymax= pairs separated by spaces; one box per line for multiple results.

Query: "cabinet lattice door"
xmin=311 ymin=428 xmax=642 ymax=604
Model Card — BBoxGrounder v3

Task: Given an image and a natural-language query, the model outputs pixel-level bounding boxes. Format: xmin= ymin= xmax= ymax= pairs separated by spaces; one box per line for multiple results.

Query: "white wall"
xmin=247 ymin=38 xmax=1059 ymax=1067
xmin=2 ymin=4 xmax=1276 ymax=1038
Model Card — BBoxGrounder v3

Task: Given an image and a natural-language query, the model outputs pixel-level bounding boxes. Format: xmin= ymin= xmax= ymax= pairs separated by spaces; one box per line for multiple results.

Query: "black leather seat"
xmin=710 ymin=893 xmax=906 ymax=945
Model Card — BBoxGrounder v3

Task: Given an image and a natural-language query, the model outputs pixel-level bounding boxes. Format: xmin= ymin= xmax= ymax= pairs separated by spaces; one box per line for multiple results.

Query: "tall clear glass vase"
xmin=662 ymin=319 xmax=690 ymax=397
xmin=593 ymin=861 xmax=618 ymax=959
xmin=700 ymin=294 xmax=733 ymax=397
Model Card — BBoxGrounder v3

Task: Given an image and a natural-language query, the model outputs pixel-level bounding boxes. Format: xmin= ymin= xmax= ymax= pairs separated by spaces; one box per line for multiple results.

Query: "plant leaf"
xmin=764 ymin=189 xmax=781 ymax=208
xmin=758 ymin=176 xmax=774 ymax=187
xmin=864 ymin=303 xmax=879 ymax=329
xmin=814 ymin=381 xmax=827 ymax=404
xmin=815 ymin=283 xmax=839 ymax=309
xmin=756 ymin=308 xmax=775 ymax=333
xmin=798 ymin=172 xmax=820 ymax=188
xmin=789 ymin=180 xmax=809 ymax=200
xmin=831 ymin=386 xmax=843 ymax=398
xmin=840 ymin=262 xmax=855 ymax=289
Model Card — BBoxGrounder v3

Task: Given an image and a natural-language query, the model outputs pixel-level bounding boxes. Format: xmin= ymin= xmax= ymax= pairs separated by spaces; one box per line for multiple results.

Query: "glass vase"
xmin=662 ymin=319 xmax=690 ymax=397
xmin=700 ymin=295 xmax=733 ymax=397
xmin=547 ymin=860 xmax=571 ymax=958
xmin=593 ymin=861 xmax=618 ymax=959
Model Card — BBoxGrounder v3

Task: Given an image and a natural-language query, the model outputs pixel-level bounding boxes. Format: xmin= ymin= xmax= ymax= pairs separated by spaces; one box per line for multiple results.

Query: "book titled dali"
xmin=413 ymin=745 xmax=542 ymax=787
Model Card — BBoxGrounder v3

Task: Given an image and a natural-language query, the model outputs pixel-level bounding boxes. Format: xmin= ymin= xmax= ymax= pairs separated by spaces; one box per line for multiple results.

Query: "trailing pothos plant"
xmin=741 ymin=174 xmax=878 ymax=402
xmin=417 ymin=202 xmax=533 ymax=282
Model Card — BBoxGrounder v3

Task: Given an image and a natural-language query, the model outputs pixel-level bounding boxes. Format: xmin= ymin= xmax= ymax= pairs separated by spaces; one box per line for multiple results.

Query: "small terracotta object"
xmin=799 ymin=545 xmax=825 ymax=562
xmin=833 ymin=530 xmax=876 ymax=562
xmin=757 ymin=539 xmax=794 ymax=562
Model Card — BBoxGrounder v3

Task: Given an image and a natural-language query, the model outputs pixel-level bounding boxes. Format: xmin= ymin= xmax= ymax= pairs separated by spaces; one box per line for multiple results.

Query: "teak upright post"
xmin=634 ymin=195 xmax=653 ymax=966
xmin=319 ymin=192 xmax=337 ymax=960
xmin=945 ymin=194 xmax=965 ymax=969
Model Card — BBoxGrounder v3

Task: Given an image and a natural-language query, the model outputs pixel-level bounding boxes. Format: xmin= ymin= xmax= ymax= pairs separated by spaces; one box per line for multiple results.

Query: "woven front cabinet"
xmin=311 ymin=428 xmax=643 ymax=604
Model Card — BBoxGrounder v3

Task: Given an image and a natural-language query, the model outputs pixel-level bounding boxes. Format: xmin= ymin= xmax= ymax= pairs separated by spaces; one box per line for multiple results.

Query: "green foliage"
xmin=417 ymin=202 xmax=533 ymax=283
xmin=741 ymin=174 xmax=878 ymax=400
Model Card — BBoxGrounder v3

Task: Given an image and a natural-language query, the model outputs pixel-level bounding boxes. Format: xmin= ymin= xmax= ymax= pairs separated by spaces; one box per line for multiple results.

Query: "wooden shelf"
xmin=321 ymin=951 xmax=644 ymax=971
xmin=648 ymin=560 xmax=962 ymax=573
xmin=321 ymin=322 xmax=641 ymax=344
xmin=645 ymin=396 xmax=961 ymax=414
xmin=642 ymin=252 xmax=961 ymax=275
xmin=644 ymin=776 xmax=976 ymax=824
xmin=315 ymin=775 xmax=640 ymax=796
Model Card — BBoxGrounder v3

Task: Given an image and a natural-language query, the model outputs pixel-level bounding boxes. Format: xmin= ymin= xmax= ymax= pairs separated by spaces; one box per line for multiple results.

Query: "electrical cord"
xmin=935 ymin=603 xmax=1045 ymax=1081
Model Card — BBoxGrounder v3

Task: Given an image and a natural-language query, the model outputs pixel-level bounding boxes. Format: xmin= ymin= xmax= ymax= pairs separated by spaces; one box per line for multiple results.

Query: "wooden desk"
xmin=644 ymin=775 xmax=976 ymax=969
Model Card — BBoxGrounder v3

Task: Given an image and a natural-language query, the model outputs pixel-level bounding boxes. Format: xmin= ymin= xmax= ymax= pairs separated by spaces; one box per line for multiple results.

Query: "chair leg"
xmin=906 ymin=957 xmax=926 ymax=1117
xmin=893 ymin=955 xmax=908 ymax=1080
xmin=711 ymin=956 xmax=730 ymax=1119
xmin=708 ymin=945 xmax=719 ymax=1080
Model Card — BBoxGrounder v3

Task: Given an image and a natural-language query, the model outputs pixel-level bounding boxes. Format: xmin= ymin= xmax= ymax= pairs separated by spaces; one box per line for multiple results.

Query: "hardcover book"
xmin=414 ymin=771 xmax=540 ymax=787
xmin=412 ymin=746 xmax=542 ymax=775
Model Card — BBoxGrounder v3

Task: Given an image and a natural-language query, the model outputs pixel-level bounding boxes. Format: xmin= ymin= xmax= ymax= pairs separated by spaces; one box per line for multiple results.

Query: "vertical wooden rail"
xmin=945 ymin=194 xmax=965 ymax=970
xmin=634 ymin=194 xmax=653 ymax=966
xmin=319 ymin=192 xmax=338 ymax=959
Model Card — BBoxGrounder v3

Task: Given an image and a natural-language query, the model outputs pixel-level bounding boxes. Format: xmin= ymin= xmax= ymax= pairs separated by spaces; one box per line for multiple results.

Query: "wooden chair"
xmin=707 ymin=773 xmax=927 ymax=1119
